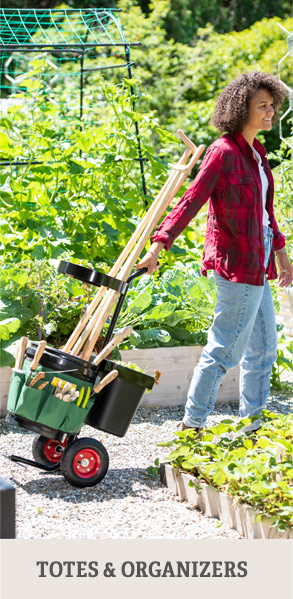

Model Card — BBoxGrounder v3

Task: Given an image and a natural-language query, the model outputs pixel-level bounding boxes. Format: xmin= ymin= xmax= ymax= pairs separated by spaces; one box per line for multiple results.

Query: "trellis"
xmin=0 ymin=7 xmax=146 ymax=192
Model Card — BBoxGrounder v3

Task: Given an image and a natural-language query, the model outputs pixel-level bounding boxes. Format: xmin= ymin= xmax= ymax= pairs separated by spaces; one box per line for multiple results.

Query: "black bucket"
xmin=26 ymin=343 xmax=97 ymax=383
xmin=25 ymin=343 xmax=155 ymax=437
xmin=85 ymin=360 xmax=155 ymax=437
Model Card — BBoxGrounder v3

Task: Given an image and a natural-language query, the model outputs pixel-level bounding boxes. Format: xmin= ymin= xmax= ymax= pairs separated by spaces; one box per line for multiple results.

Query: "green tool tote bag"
xmin=7 ymin=367 xmax=94 ymax=435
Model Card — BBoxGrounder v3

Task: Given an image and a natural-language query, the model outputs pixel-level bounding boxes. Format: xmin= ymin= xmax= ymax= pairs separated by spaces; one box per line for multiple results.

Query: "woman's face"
xmin=245 ymin=88 xmax=275 ymax=133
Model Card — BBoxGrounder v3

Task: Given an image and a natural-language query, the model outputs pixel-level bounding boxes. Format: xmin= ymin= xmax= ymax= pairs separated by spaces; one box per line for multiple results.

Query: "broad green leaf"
xmin=155 ymin=127 xmax=180 ymax=144
xmin=68 ymin=160 xmax=85 ymax=174
xmin=136 ymin=328 xmax=171 ymax=346
xmin=144 ymin=302 xmax=176 ymax=322
xmin=165 ymin=309 xmax=196 ymax=327
xmin=127 ymin=290 xmax=153 ymax=314
xmin=0 ymin=348 xmax=15 ymax=367
xmin=0 ymin=318 xmax=21 ymax=341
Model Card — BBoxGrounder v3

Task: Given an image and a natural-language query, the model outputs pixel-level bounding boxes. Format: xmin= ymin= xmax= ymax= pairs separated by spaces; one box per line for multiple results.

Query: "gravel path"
xmin=0 ymin=387 xmax=292 ymax=540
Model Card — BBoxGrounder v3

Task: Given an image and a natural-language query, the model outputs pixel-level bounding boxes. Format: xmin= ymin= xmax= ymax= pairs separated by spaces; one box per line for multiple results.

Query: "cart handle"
xmin=126 ymin=267 xmax=148 ymax=284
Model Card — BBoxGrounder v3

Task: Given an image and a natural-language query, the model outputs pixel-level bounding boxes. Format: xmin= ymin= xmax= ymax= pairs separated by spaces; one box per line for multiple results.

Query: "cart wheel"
xmin=60 ymin=437 xmax=109 ymax=488
xmin=32 ymin=435 xmax=68 ymax=465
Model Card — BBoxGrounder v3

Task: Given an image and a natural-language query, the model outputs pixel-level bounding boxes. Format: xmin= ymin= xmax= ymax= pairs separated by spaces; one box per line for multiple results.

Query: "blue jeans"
xmin=184 ymin=226 xmax=277 ymax=429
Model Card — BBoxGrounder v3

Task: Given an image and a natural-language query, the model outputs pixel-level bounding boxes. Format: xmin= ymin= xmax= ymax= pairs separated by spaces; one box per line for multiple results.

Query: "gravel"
xmin=0 ymin=387 xmax=292 ymax=540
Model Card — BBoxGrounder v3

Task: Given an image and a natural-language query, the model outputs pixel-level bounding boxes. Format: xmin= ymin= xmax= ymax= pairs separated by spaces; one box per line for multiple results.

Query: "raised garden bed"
xmin=160 ymin=463 xmax=293 ymax=539
xmin=121 ymin=346 xmax=239 ymax=407
xmin=158 ymin=412 xmax=293 ymax=539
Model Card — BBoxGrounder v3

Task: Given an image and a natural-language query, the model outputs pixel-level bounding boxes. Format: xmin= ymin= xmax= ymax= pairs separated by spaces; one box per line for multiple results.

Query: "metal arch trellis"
xmin=277 ymin=22 xmax=293 ymax=173
xmin=0 ymin=7 xmax=147 ymax=194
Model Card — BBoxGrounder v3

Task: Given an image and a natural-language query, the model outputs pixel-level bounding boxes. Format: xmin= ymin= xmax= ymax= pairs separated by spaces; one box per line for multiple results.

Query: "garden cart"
xmin=6 ymin=266 xmax=154 ymax=488
xmin=6 ymin=130 xmax=205 ymax=488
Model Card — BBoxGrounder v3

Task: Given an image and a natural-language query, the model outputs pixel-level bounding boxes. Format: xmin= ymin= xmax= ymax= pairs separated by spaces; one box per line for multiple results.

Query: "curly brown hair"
xmin=210 ymin=71 xmax=287 ymax=135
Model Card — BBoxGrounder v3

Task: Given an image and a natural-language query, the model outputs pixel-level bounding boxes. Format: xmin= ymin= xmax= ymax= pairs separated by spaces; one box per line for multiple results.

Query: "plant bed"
xmin=158 ymin=412 xmax=293 ymax=539
xmin=160 ymin=464 xmax=293 ymax=539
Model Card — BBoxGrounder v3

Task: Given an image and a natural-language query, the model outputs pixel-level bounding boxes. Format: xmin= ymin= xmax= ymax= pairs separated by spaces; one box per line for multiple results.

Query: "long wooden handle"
xmin=70 ymin=166 xmax=183 ymax=358
xmin=66 ymin=130 xmax=195 ymax=355
xmin=177 ymin=129 xmax=197 ymax=152
xmin=30 ymin=340 xmax=46 ymax=371
xmin=64 ymin=147 xmax=192 ymax=354
xmin=93 ymin=369 xmax=119 ymax=394
xmin=81 ymin=143 xmax=205 ymax=361
xmin=79 ymin=164 xmax=186 ymax=359
xmin=15 ymin=337 xmax=29 ymax=370
xmin=92 ymin=326 xmax=133 ymax=366
xmin=71 ymin=131 xmax=205 ymax=359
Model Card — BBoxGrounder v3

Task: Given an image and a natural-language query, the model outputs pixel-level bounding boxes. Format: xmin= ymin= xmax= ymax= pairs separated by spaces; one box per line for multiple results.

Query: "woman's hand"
xmin=135 ymin=252 xmax=159 ymax=275
xmin=135 ymin=242 xmax=164 ymax=275
xmin=276 ymin=250 xmax=293 ymax=288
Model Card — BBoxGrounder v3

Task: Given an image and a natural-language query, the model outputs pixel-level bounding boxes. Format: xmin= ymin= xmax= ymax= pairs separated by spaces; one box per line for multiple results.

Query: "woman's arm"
xmin=136 ymin=145 xmax=224 ymax=274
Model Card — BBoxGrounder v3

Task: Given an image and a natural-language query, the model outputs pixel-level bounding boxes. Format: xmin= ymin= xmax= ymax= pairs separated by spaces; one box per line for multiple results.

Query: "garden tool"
xmin=15 ymin=337 xmax=29 ymax=370
xmin=80 ymin=137 xmax=205 ymax=361
xmin=28 ymin=372 xmax=45 ymax=388
xmin=92 ymin=369 xmax=118 ymax=396
xmin=75 ymin=386 xmax=85 ymax=407
xmin=81 ymin=386 xmax=92 ymax=408
xmin=64 ymin=135 xmax=192 ymax=355
xmin=67 ymin=130 xmax=205 ymax=359
xmin=91 ymin=325 xmax=133 ymax=367
xmin=37 ymin=381 xmax=50 ymax=391
xmin=26 ymin=341 xmax=46 ymax=385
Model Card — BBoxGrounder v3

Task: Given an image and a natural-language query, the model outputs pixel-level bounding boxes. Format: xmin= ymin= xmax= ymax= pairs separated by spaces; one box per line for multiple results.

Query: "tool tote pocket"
xmin=62 ymin=400 xmax=94 ymax=434
xmin=7 ymin=368 xmax=94 ymax=435
xmin=7 ymin=370 xmax=26 ymax=413
xmin=16 ymin=383 xmax=45 ymax=422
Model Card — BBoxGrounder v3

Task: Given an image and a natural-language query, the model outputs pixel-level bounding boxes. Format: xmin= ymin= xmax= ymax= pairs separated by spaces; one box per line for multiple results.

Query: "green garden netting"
xmin=0 ymin=8 xmax=127 ymax=48
xmin=0 ymin=7 xmax=144 ymax=183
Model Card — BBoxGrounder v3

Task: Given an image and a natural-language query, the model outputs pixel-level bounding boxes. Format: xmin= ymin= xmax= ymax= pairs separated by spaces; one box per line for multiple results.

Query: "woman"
xmin=136 ymin=71 xmax=292 ymax=432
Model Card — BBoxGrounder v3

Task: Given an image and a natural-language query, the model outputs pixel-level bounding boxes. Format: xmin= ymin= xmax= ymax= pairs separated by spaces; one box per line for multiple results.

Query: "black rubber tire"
xmin=32 ymin=434 xmax=67 ymax=465
xmin=60 ymin=437 xmax=109 ymax=487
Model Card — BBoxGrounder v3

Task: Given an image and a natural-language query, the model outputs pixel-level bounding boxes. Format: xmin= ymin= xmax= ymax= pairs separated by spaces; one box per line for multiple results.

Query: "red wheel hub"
xmin=44 ymin=438 xmax=68 ymax=463
xmin=72 ymin=448 xmax=101 ymax=479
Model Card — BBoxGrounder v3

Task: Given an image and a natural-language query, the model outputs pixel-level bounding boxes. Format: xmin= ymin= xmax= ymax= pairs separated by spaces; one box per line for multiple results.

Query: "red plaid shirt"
xmin=152 ymin=132 xmax=286 ymax=285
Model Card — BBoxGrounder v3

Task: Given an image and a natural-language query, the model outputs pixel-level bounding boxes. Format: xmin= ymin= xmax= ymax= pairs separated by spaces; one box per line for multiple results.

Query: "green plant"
xmin=158 ymin=411 xmax=293 ymax=531
xmin=0 ymin=260 xmax=89 ymax=346
xmin=0 ymin=316 xmax=21 ymax=367
xmin=270 ymin=141 xmax=293 ymax=249
xmin=271 ymin=333 xmax=293 ymax=390
xmin=0 ymin=78 xmax=169 ymax=265
xmin=116 ymin=261 xmax=216 ymax=348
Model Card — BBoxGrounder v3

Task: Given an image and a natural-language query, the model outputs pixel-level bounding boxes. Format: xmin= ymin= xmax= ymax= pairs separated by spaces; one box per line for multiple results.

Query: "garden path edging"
xmin=160 ymin=463 xmax=293 ymax=539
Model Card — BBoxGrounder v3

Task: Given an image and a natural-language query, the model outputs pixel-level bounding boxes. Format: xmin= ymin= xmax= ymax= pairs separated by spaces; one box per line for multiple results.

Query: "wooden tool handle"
xmin=177 ymin=129 xmax=197 ymax=153
xmin=15 ymin=337 xmax=29 ymax=370
xmin=37 ymin=381 xmax=49 ymax=390
xmin=67 ymin=141 xmax=193 ymax=356
xmin=80 ymin=142 xmax=205 ymax=362
xmin=29 ymin=372 xmax=45 ymax=388
xmin=92 ymin=326 xmax=133 ymax=366
xmin=30 ymin=340 xmax=46 ymax=371
xmin=93 ymin=369 xmax=119 ymax=394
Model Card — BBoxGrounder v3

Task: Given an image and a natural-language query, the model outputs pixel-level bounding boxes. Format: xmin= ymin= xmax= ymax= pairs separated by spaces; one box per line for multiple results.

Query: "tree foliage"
xmin=1 ymin=0 xmax=291 ymax=44
xmin=0 ymin=6 xmax=291 ymax=352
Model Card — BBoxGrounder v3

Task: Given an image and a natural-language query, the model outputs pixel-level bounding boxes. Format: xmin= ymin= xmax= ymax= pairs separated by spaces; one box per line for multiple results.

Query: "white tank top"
xmin=252 ymin=147 xmax=270 ymax=227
